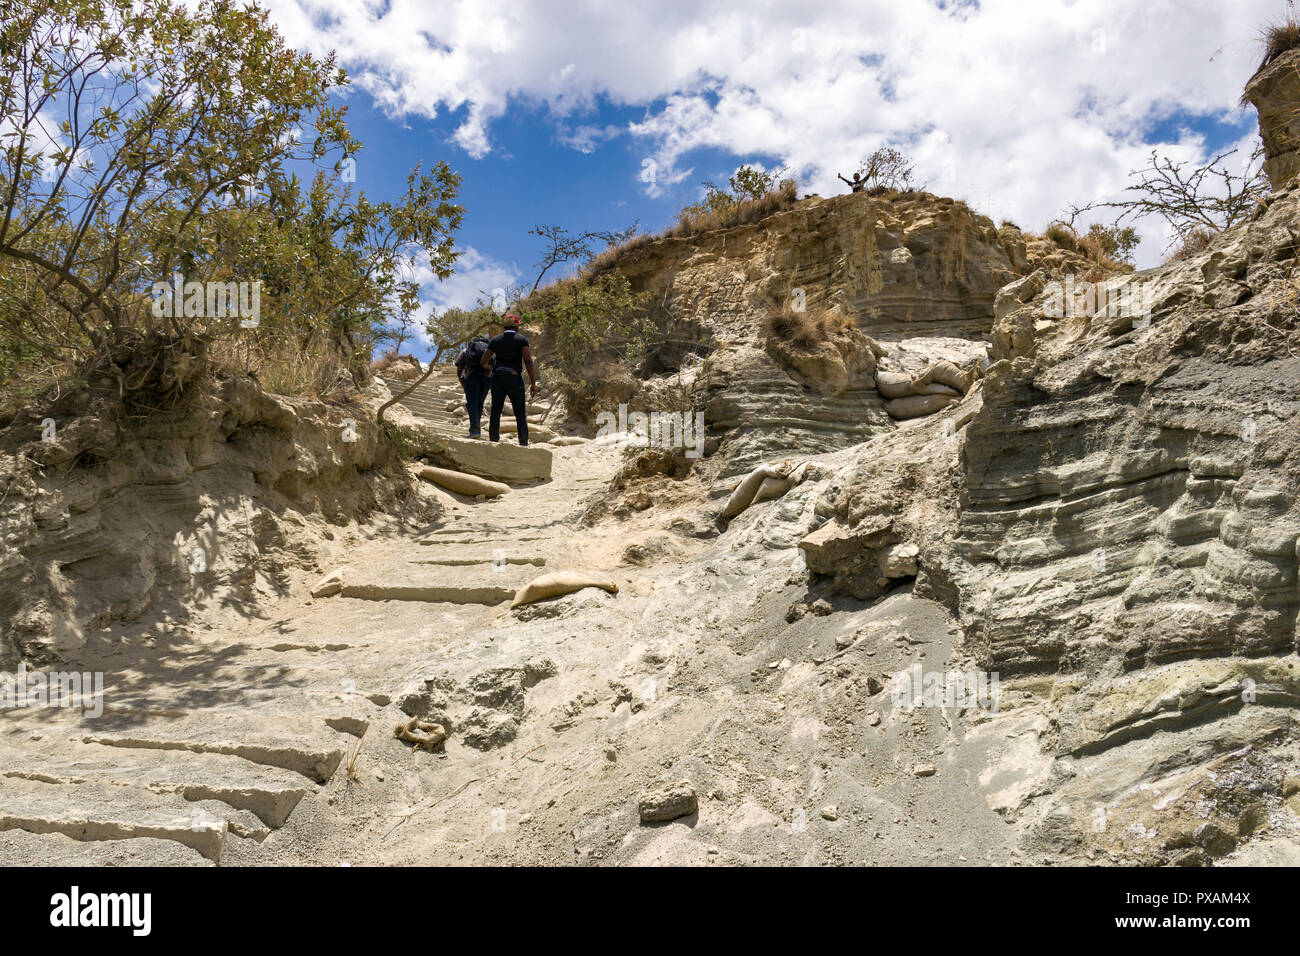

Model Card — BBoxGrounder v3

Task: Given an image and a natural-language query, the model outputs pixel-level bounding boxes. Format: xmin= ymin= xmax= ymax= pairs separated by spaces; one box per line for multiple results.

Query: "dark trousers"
xmin=462 ymin=373 xmax=489 ymax=435
xmin=489 ymin=370 xmax=528 ymax=446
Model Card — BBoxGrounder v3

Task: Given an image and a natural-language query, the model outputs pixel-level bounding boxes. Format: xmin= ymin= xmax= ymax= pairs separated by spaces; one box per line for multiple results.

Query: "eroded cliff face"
xmin=799 ymin=186 xmax=1300 ymax=675
xmin=611 ymin=190 xmax=1025 ymax=344
xmin=952 ymin=185 xmax=1300 ymax=676
xmin=1244 ymin=47 xmax=1300 ymax=190
xmin=586 ymin=191 xmax=1039 ymax=481
xmin=770 ymin=181 xmax=1300 ymax=864
xmin=0 ymin=374 xmax=434 ymax=668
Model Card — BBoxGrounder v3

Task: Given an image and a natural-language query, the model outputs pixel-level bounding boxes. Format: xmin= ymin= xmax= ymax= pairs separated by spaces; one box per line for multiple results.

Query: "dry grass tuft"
xmin=764 ymin=306 xmax=855 ymax=350
xmin=209 ymin=336 xmax=359 ymax=402
xmin=1259 ymin=17 xmax=1300 ymax=72
xmin=583 ymin=181 xmax=799 ymax=279
xmin=863 ymin=185 xmax=924 ymax=200
xmin=583 ymin=231 xmax=657 ymax=277
xmin=1167 ymin=226 xmax=1220 ymax=262
xmin=1045 ymin=222 xmax=1078 ymax=251
xmin=1075 ymin=232 xmax=1131 ymax=273
xmin=668 ymin=180 xmax=799 ymax=239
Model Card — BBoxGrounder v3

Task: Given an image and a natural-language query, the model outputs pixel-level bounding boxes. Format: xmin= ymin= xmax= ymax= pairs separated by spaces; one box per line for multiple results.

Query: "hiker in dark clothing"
xmin=838 ymin=171 xmax=866 ymax=193
xmin=454 ymin=334 xmax=493 ymax=437
xmin=481 ymin=313 xmax=537 ymax=446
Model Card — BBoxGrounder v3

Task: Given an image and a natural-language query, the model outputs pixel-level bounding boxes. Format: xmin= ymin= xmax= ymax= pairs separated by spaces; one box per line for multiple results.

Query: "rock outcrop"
xmin=950 ymin=185 xmax=1300 ymax=675
xmin=0 ymin=374 xmax=429 ymax=667
xmin=1244 ymin=47 xmax=1300 ymax=189
xmin=606 ymin=191 xmax=1026 ymax=341
xmin=573 ymin=192 xmax=1038 ymax=483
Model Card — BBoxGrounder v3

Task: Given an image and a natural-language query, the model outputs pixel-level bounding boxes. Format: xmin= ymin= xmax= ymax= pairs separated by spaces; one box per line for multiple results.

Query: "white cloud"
xmin=261 ymin=0 xmax=1281 ymax=266
xmin=385 ymin=245 xmax=517 ymax=355
xmin=420 ymin=245 xmax=518 ymax=314
xmin=556 ymin=122 xmax=624 ymax=154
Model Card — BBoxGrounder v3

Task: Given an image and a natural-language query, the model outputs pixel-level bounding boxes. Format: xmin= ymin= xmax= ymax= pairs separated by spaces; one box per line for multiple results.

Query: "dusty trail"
xmin=11 ymin=159 xmax=1300 ymax=865
xmin=0 ymin=418 xmax=1033 ymax=866
xmin=0 ymin=430 xmax=624 ymax=862
xmin=6 ymin=367 xmax=1298 ymax=867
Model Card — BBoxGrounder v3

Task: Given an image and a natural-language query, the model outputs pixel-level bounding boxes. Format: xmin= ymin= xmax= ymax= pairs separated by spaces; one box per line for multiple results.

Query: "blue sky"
xmin=259 ymin=0 xmax=1291 ymax=360
xmin=343 ymin=97 xmax=789 ymax=310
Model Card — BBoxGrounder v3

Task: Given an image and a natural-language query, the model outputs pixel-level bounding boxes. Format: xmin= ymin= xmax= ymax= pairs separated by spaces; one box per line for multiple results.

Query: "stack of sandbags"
xmin=875 ymin=360 xmax=981 ymax=420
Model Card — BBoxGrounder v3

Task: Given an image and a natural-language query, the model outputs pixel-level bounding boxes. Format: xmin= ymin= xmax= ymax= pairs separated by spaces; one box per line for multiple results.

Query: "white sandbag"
xmin=417 ymin=465 xmax=509 ymax=498
xmin=551 ymin=436 xmax=589 ymax=446
xmin=511 ymin=570 xmax=620 ymax=609
xmin=885 ymin=394 xmax=959 ymax=420
xmin=752 ymin=462 xmax=813 ymax=506
xmin=874 ymin=370 xmax=915 ymax=399
xmin=725 ymin=460 xmax=811 ymax=515
xmin=752 ymin=475 xmax=796 ymax=505
xmin=910 ymin=360 xmax=976 ymax=395
xmin=722 ymin=463 xmax=789 ymax=518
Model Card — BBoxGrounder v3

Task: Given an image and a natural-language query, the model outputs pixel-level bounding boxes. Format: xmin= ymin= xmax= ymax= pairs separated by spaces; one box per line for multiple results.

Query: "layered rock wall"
xmin=0 ymin=375 xmax=425 ymax=667
xmin=951 ymin=188 xmax=1300 ymax=673
xmin=607 ymin=191 xmax=1025 ymax=345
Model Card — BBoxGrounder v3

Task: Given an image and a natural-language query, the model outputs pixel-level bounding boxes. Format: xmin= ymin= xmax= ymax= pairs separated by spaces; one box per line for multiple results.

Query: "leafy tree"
xmin=517 ymin=270 xmax=652 ymax=397
xmin=676 ymin=163 xmax=794 ymax=222
xmin=0 ymin=0 xmax=462 ymax=400
xmin=676 ymin=183 xmax=735 ymax=222
xmin=729 ymin=165 xmax=787 ymax=200
xmin=226 ymin=162 xmax=461 ymax=369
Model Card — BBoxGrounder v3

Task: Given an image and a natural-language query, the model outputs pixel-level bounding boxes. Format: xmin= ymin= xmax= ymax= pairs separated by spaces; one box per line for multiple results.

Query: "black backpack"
xmin=457 ymin=336 xmax=492 ymax=374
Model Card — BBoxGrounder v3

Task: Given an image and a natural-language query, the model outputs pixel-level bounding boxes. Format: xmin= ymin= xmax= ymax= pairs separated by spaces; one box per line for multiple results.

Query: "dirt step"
xmin=0 ymin=775 xmax=257 ymax=863
xmin=76 ymin=710 xmax=362 ymax=783
xmin=409 ymin=554 xmax=546 ymax=567
xmin=1 ymin=741 xmax=314 ymax=828
xmin=338 ymin=563 xmax=535 ymax=605
xmin=0 ymin=827 xmax=214 ymax=866
xmin=418 ymin=534 xmax=553 ymax=546
xmin=423 ymin=522 xmax=562 ymax=535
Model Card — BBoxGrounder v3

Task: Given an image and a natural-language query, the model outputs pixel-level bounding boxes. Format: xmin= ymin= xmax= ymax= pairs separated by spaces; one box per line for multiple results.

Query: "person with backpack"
xmin=481 ymin=313 xmax=537 ymax=446
xmin=455 ymin=333 xmax=493 ymax=437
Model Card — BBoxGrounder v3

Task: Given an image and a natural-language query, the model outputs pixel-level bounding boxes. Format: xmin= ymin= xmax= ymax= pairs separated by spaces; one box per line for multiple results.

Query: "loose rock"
xmin=638 ymin=780 xmax=698 ymax=823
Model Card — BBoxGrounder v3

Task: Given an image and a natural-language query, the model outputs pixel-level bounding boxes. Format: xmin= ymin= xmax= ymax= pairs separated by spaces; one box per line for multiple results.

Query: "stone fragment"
xmin=638 ymin=780 xmax=698 ymax=823
xmin=309 ymin=567 xmax=347 ymax=598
